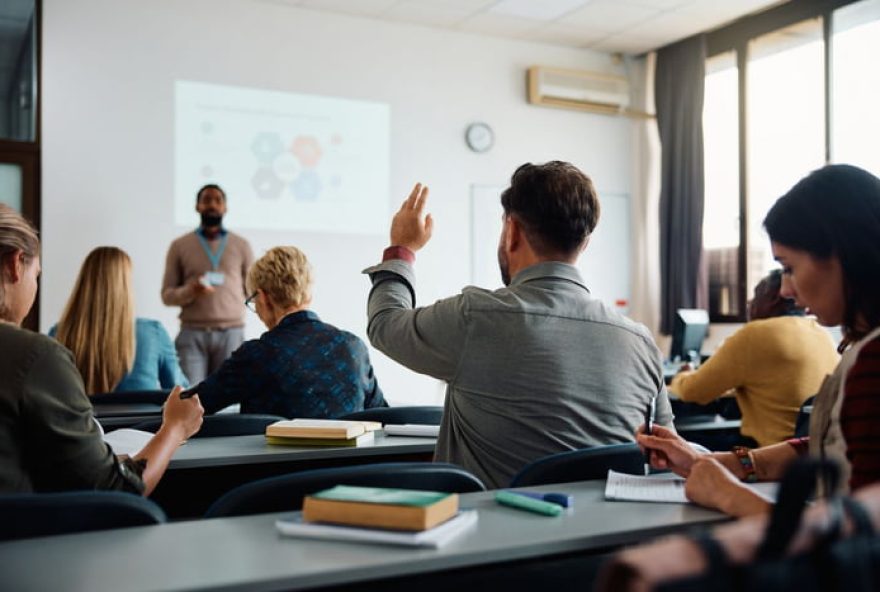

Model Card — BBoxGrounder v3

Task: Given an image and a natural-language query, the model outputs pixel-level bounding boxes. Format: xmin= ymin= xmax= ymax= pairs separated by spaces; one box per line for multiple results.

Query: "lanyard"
xmin=196 ymin=230 xmax=228 ymax=271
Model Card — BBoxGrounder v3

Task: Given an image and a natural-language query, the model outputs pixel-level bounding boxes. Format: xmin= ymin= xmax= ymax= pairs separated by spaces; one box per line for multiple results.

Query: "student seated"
xmin=0 ymin=205 xmax=203 ymax=494
xmin=363 ymin=162 xmax=673 ymax=488
xmin=52 ymin=247 xmax=189 ymax=393
xmin=669 ymin=269 xmax=839 ymax=447
xmin=638 ymin=164 xmax=880 ymax=517
xmin=195 ymin=246 xmax=386 ymax=417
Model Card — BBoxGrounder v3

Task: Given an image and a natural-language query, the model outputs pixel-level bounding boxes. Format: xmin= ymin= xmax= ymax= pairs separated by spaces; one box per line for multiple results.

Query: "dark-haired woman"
xmin=638 ymin=164 xmax=880 ymax=517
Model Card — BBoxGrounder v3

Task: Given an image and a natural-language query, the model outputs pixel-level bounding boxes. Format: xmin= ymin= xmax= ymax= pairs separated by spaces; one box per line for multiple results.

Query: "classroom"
xmin=2 ymin=0 xmax=880 ymax=590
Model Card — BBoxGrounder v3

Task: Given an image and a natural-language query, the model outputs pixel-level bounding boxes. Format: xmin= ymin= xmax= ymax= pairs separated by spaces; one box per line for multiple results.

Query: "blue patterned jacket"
xmin=198 ymin=311 xmax=386 ymax=417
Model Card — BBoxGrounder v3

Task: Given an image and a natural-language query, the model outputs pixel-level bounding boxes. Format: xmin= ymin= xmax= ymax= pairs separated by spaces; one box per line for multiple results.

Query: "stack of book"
xmin=265 ymin=419 xmax=382 ymax=447
xmin=276 ymin=485 xmax=477 ymax=548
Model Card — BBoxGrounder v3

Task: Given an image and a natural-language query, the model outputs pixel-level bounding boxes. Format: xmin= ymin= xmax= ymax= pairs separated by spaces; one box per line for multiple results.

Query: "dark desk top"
xmin=0 ymin=480 xmax=728 ymax=592
xmin=167 ymin=432 xmax=437 ymax=470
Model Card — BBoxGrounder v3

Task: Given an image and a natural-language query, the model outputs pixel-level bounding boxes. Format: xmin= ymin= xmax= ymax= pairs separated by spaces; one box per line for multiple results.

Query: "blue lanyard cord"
xmin=196 ymin=231 xmax=228 ymax=271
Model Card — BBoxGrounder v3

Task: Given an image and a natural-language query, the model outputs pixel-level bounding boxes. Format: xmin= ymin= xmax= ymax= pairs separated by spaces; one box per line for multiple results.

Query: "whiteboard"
xmin=469 ymin=184 xmax=630 ymax=309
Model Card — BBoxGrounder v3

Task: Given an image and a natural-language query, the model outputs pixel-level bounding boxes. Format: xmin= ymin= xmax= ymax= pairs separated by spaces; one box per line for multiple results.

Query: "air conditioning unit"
xmin=527 ymin=66 xmax=632 ymax=116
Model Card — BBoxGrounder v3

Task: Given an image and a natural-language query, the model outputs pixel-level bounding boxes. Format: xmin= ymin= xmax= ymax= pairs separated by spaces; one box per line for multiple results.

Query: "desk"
xmin=153 ymin=433 xmax=437 ymax=518
xmin=0 ymin=480 xmax=728 ymax=592
xmin=93 ymin=403 xmax=163 ymax=429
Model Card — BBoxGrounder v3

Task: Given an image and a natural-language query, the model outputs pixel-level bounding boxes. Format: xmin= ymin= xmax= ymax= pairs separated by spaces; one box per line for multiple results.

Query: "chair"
xmin=90 ymin=390 xmax=171 ymax=405
xmin=337 ymin=406 xmax=443 ymax=425
xmin=204 ymin=461 xmax=486 ymax=518
xmin=509 ymin=443 xmax=645 ymax=487
xmin=131 ymin=413 xmax=286 ymax=437
xmin=794 ymin=395 xmax=816 ymax=438
xmin=0 ymin=490 xmax=166 ymax=541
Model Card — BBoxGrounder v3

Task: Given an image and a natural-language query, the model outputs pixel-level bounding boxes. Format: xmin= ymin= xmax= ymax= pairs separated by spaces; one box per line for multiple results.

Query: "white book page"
xmin=605 ymin=470 xmax=780 ymax=504
xmin=604 ymin=470 xmax=689 ymax=503
xmin=103 ymin=429 xmax=154 ymax=456
xmin=276 ymin=510 xmax=478 ymax=548
xmin=383 ymin=424 xmax=440 ymax=438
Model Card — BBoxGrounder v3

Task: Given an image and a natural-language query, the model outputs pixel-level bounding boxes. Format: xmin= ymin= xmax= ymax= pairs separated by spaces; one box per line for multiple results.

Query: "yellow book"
xmin=265 ymin=419 xmax=381 ymax=440
xmin=265 ymin=432 xmax=375 ymax=447
xmin=303 ymin=485 xmax=459 ymax=531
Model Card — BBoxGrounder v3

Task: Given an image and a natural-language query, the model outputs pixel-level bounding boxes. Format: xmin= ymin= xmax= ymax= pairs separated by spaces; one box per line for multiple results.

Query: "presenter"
xmin=162 ymin=184 xmax=255 ymax=383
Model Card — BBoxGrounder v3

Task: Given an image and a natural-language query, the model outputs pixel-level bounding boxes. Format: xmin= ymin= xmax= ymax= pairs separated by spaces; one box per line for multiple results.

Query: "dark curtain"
xmin=655 ymin=35 xmax=707 ymax=335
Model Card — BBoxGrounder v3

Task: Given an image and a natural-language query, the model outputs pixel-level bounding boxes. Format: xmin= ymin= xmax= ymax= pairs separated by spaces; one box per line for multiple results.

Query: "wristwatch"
xmin=732 ymin=446 xmax=758 ymax=483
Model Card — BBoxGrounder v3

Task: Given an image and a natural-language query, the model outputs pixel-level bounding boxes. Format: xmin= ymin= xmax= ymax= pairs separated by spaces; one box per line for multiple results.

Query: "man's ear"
xmin=507 ymin=216 xmax=523 ymax=252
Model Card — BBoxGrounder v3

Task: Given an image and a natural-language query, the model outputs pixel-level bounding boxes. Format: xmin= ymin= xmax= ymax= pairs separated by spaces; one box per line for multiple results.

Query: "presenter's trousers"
xmin=175 ymin=326 xmax=244 ymax=384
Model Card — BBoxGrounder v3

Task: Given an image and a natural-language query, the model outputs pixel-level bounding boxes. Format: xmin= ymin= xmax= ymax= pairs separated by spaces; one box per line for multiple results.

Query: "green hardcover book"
xmin=303 ymin=485 xmax=459 ymax=531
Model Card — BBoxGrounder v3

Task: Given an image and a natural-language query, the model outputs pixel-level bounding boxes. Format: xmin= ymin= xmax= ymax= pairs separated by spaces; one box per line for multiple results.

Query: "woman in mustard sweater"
xmin=669 ymin=270 xmax=839 ymax=447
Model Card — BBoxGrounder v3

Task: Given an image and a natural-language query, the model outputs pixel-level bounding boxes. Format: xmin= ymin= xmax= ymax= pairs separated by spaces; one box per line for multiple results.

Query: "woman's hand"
xmin=636 ymin=424 xmax=701 ymax=477
xmin=162 ymin=385 xmax=204 ymax=440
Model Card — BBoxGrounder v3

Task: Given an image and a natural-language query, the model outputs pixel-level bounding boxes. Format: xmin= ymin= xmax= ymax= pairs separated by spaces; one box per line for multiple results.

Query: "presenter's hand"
xmin=636 ymin=424 xmax=701 ymax=477
xmin=390 ymin=183 xmax=433 ymax=253
xmin=189 ymin=277 xmax=215 ymax=298
xmin=162 ymin=385 xmax=204 ymax=440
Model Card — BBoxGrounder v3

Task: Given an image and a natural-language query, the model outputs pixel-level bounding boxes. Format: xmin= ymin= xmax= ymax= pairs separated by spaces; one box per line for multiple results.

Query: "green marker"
xmin=495 ymin=490 xmax=563 ymax=516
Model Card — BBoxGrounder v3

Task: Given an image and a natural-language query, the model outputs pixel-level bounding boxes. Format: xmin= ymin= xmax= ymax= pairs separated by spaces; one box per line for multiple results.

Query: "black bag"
xmin=658 ymin=458 xmax=880 ymax=592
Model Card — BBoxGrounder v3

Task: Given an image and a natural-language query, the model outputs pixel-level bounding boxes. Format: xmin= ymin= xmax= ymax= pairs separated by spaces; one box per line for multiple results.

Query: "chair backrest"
xmin=794 ymin=395 xmax=816 ymax=438
xmin=337 ymin=406 xmax=444 ymax=425
xmin=0 ymin=490 xmax=166 ymax=541
xmin=132 ymin=414 xmax=287 ymax=437
xmin=509 ymin=443 xmax=645 ymax=487
xmin=204 ymin=462 xmax=486 ymax=518
xmin=90 ymin=390 xmax=170 ymax=405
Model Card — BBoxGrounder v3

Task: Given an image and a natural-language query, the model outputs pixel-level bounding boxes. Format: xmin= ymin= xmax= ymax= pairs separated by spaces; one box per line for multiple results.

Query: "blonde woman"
xmin=52 ymin=247 xmax=188 ymax=394
xmin=194 ymin=246 xmax=386 ymax=418
xmin=0 ymin=204 xmax=202 ymax=494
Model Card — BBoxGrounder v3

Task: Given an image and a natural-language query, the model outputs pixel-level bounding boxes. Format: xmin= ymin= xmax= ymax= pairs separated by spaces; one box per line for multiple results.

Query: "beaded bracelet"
xmin=732 ymin=445 xmax=758 ymax=483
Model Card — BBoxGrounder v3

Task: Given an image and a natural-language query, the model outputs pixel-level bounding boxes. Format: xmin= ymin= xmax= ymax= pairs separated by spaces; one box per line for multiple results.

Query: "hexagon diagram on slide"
xmin=252 ymin=167 xmax=284 ymax=200
xmin=292 ymin=169 xmax=322 ymax=201
xmin=251 ymin=132 xmax=284 ymax=164
xmin=291 ymin=136 xmax=323 ymax=168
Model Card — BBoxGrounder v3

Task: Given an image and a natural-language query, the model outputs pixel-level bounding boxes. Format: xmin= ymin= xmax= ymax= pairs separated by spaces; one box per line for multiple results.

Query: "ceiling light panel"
xmin=489 ymin=0 xmax=592 ymax=21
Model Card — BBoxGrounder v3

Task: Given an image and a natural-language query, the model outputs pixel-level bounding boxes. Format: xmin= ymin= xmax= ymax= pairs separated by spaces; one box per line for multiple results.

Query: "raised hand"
xmin=390 ymin=183 xmax=434 ymax=253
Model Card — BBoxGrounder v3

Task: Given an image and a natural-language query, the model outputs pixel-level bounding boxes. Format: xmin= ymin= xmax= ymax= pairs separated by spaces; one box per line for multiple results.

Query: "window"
xmin=745 ymin=19 xmax=825 ymax=295
xmin=702 ymin=51 xmax=741 ymax=318
xmin=832 ymin=0 xmax=880 ymax=175
xmin=701 ymin=0 xmax=878 ymax=322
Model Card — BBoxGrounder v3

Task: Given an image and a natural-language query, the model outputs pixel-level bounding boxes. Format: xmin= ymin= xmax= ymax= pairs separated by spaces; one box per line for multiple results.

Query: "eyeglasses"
xmin=245 ymin=292 xmax=257 ymax=313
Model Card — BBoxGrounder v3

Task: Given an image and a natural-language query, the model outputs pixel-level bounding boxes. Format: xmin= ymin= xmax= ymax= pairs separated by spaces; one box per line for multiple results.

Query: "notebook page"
xmin=604 ymin=470 xmax=689 ymax=503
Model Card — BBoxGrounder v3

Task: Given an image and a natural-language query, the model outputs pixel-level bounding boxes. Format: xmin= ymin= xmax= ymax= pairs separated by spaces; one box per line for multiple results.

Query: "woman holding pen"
xmin=638 ymin=164 xmax=880 ymax=517
xmin=0 ymin=204 xmax=203 ymax=494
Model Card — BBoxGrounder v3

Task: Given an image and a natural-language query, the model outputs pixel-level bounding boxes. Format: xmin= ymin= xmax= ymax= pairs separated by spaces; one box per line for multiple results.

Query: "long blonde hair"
xmin=55 ymin=247 xmax=135 ymax=394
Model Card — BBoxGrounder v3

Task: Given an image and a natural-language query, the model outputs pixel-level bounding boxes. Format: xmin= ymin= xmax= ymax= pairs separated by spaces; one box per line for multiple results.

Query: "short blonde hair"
xmin=56 ymin=247 xmax=135 ymax=394
xmin=247 ymin=246 xmax=313 ymax=309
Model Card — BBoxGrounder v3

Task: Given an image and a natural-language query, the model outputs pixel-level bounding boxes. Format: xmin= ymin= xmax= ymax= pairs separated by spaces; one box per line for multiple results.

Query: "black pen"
xmin=643 ymin=394 xmax=657 ymax=475
xmin=179 ymin=384 xmax=201 ymax=399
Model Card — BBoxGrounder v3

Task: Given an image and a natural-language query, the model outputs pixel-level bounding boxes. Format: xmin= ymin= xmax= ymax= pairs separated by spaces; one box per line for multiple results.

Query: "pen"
xmin=644 ymin=394 xmax=656 ymax=475
xmin=509 ymin=490 xmax=573 ymax=508
xmin=179 ymin=385 xmax=200 ymax=399
xmin=495 ymin=490 xmax=563 ymax=517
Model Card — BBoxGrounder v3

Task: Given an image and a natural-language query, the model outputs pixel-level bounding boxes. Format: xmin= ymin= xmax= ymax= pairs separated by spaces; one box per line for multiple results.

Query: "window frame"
xmin=700 ymin=0 xmax=856 ymax=323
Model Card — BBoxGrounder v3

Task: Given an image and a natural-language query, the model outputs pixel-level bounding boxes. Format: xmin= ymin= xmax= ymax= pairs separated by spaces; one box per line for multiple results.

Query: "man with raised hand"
xmin=363 ymin=162 xmax=672 ymax=488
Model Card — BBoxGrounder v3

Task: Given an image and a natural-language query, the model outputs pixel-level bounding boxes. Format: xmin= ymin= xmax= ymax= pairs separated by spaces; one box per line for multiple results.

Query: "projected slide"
xmin=175 ymin=81 xmax=390 ymax=234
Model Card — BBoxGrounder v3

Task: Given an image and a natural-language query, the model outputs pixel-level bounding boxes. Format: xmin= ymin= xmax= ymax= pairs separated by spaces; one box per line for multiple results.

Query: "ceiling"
xmin=265 ymin=0 xmax=786 ymax=55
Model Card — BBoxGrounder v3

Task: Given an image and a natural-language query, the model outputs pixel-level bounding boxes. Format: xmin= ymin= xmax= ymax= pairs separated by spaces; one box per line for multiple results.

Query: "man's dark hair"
xmin=196 ymin=184 xmax=226 ymax=203
xmin=764 ymin=164 xmax=880 ymax=345
xmin=500 ymin=161 xmax=600 ymax=256
xmin=750 ymin=269 xmax=804 ymax=320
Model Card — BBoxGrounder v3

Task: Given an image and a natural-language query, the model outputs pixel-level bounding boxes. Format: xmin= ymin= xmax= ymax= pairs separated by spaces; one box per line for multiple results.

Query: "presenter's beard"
xmin=498 ymin=244 xmax=511 ymax=286
xmin=200 ymin=212 xmax=223 ymax=228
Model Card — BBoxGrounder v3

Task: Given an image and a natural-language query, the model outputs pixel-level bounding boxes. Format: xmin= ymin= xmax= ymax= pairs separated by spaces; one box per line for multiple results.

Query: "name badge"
xmin=204 ymin=271 xmax=225 ymax=286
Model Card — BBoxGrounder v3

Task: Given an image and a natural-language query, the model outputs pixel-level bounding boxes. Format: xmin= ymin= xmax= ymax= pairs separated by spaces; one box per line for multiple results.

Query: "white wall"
xmin=41 ymin=0 xmax=634 ymax=404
